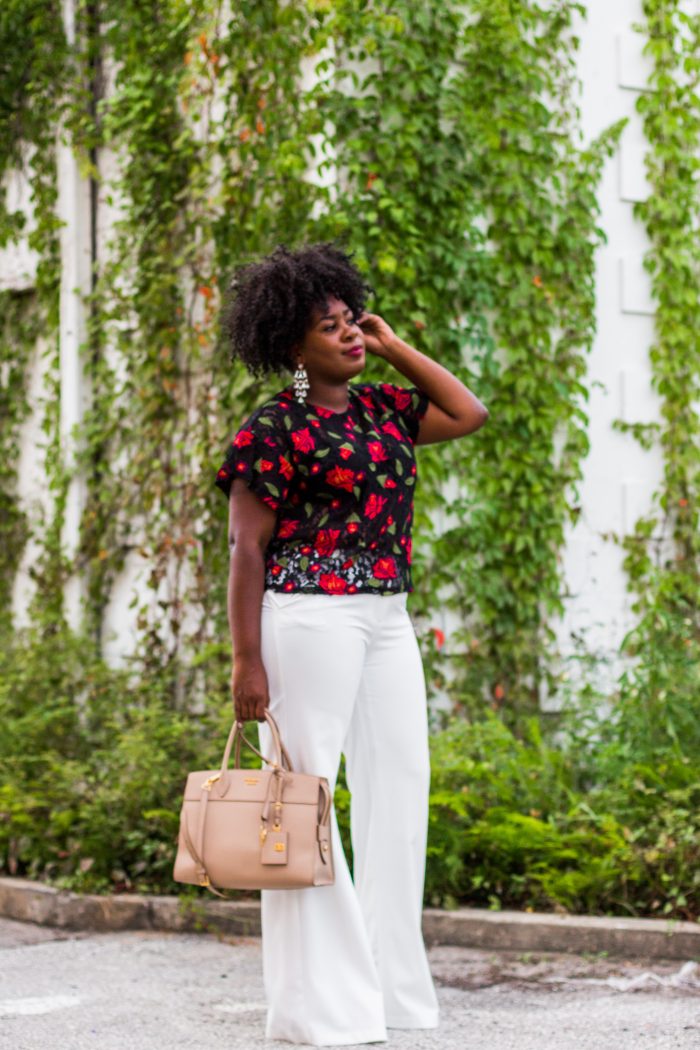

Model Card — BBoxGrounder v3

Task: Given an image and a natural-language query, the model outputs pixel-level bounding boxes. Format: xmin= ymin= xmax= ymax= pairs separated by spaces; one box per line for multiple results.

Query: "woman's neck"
xmin=304 ymin=379 xmax=351 ymax=412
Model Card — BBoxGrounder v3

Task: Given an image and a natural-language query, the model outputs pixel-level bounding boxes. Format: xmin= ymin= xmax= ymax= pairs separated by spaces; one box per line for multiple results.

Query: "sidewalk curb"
xmin=1 ymin=877 xmax=699 ymax=960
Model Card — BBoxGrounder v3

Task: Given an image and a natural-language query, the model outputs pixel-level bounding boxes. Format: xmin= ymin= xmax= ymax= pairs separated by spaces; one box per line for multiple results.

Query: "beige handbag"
xmin=173 ymin=711 xmax=334 ymax=895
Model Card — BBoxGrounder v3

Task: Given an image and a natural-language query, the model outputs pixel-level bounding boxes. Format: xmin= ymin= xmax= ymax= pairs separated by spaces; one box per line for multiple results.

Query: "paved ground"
xmin=0 ymin=918 xmax=698 ymax=1049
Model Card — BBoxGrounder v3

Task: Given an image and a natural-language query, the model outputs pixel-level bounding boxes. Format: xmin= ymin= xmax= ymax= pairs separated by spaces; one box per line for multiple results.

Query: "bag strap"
xmin=182 ymin=782 xmax=232 ymax=898
xmin=215 ymin=711 xmax=292 ymax=797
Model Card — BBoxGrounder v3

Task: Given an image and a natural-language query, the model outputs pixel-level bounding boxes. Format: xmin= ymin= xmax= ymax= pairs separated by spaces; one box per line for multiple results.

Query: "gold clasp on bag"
xmin=201 ymin=773 xmax=221 ymax=791
xmin=259 ymin=823 xmax=268 ymax=845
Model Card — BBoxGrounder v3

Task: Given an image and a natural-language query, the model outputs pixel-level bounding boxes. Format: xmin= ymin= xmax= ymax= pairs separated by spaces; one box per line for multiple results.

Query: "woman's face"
xmin=293 ymin=295 xmax=366 ymax=384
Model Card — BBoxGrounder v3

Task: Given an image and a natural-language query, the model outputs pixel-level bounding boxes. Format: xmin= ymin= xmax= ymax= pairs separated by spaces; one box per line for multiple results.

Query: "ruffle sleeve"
xmin=375 ymin=382 xmax=430 ymax=443
xmin=214 ymin=409 xmax=296 ymax=510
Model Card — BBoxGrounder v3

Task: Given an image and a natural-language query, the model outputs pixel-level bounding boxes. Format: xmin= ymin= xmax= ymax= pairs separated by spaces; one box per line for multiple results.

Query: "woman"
xmin=215 ymin=242 xmax=488 ymax=1046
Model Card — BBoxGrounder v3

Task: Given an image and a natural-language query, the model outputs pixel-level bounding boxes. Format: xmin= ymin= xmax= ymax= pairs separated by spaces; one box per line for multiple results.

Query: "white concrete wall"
xmin=550 ymin=0 xmax=660 ymax=697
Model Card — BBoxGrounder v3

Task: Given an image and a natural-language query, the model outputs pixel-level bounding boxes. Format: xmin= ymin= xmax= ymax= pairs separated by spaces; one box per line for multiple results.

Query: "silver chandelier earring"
xmin=293 ymin=362 xmax=310 ymax=404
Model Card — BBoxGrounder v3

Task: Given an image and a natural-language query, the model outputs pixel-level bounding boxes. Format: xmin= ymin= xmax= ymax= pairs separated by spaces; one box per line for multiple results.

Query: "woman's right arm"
xmin=227 ymin=477 xmax=278 ymax=722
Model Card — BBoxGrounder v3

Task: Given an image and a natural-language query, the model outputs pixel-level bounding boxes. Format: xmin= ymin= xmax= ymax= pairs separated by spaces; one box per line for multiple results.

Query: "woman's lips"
xmin=343 ymin=346 xmax=364 ymax=357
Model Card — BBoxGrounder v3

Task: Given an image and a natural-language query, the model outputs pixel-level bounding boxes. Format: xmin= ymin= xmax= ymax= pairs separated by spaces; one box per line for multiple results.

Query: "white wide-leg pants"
xmin=257 ymin=590 xmax=439 ymax=1046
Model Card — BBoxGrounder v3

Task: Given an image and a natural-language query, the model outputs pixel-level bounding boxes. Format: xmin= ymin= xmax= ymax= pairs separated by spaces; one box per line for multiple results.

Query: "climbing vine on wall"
xmin=2 ymin=0 xmax=622 ymax=727
xmin=0 ymin=0 xmax=66 ymax=630
xmin=309 ymin=0 xmax=624 ymax=720
xmin=615 ymin=0 xmax=700 ymax=757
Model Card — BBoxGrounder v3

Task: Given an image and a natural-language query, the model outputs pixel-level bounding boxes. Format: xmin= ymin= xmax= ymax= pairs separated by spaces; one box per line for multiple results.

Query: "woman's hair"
xmin=221 ymin=242 xmax=373 ymax=376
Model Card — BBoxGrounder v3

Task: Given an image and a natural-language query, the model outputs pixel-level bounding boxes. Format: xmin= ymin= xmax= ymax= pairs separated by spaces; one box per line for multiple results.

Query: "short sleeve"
xmin=214 ymin=409 xmax=295 ymax=509
xmin=376 ymin=383 xmax=430 ymax=443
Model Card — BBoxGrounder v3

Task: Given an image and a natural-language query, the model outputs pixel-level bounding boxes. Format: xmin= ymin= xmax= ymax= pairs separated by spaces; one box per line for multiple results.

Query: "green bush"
xmin=1 ymin=625 xmax=698 ymax=919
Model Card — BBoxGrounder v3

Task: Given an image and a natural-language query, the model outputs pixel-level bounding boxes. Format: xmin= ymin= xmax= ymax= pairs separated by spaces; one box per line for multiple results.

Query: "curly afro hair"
xmin=220 ymin=242 xmax=374 ymax=377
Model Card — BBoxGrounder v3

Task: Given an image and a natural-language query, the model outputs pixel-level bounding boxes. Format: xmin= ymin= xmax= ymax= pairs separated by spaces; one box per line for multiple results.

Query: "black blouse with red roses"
xmin=214 ymin=381 xmax=430 ymax=594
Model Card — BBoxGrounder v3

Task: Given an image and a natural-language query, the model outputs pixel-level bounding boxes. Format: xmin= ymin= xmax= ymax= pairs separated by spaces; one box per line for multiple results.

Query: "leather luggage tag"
xmin=261 ymin=830 xmax=289 ymax=865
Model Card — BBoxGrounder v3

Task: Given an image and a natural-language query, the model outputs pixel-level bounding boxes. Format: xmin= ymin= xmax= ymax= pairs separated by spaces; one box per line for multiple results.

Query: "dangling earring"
xmin=293 ymin=361 xmax=310 ymax=404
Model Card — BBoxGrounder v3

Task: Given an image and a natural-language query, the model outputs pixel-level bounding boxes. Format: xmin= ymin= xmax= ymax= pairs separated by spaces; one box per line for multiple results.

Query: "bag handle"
xmin=212 ymin=711 xmax=292 ymax=797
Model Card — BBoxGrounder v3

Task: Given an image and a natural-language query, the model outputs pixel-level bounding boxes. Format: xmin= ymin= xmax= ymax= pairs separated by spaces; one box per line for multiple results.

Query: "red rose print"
xmin=339 ymin=447 xmax=353 ymax=460
xmin=315 ymin=529 xmax=341 ymax=556
xmin=263 ymin=437 xmax=277 ymax=447
xmin=314 ymin=405 xmax=335 ymax=418
xmin=359 ymin=394 xmax=374 ymax=410
xmin=342 ymin=558 xmax=354 ymax=570
xmin=384 ymin=477 xmax=397 ymax=488
xmin=259 ymin=459 xmax=274 ymax=472
xmin=301 ymin=545 xmax=312 ymax=555
xmin=410 ymin=464 xmax=417 ymax=474
xmin=381 ymin=421 xmax=403 ymax=441
xmin=271 ymin=564 xmax=283 ymax=575
xmin=320 ymin=573 xmax=347 ymax=594
xmin=381 ymin=384 xmax=410 ymax=409
xmin=310 ymin=419 xmax=321 ymax=428
xmin=367 ymin=441 xmax=387 ymax=462
xmin=311 ymin=463 xmax=321 ymax=473
xmin=236 ymin=462 xmax=247 ymax=472
xmin=262 ymin=496 xmax=278 ymax=509
xmin=331 ymin=498 xmax=341 ymax=509
xmin=291 ymin=428 xmax=315 ymax=452
xmin=233 ymin=430 xmax=254 ymax=448
xmin=365 ymin=493 xmax=388 ymax=519
xmin=277 ymin=519 xmax=299 ymax=539
xmin=279 ymin=455 xmax=294 ymax=480
xmin=310 ymin=563 xmax=320 ymax=572
xmin=373 ymin=556 xmax=398 ymax=580
xmin=406 ymin=539 xmax=412 ymax=563
xmin=326 ymin=466 xmax=355 ymax=491
xmin=217 ymin=467 xmax=228 ymax=478
xmin=346 ymin=522 xmax=359 ymax=533
xmin=283 ymin=581 xmax=295 ymax=592
xmin=348 ymin=584 xmax=358 ymax=593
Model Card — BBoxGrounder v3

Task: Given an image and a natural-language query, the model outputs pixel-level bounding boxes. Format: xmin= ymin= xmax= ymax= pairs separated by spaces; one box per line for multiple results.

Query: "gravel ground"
xmin=0 ymin=918 xmax=698 ymax=1050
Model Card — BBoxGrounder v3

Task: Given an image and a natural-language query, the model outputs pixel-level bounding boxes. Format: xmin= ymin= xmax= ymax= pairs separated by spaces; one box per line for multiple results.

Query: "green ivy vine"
xmin=0 ymin=0 xmax=623 ymax=725
xmin=0 ymin=0 xmax=66 ymax=631
xmin=614 ymin=0 xmax=700 ymax=759
xmin=308 ymin=0 xmax=624 ymax=720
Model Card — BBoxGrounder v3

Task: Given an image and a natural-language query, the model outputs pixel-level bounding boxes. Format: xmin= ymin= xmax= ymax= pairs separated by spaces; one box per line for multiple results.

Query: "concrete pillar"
xmin=57 ymin=0 xmax=93 ymax=632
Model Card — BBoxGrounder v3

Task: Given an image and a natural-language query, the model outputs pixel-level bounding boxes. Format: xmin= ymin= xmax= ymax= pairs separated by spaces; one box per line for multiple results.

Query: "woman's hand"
xmin=231 ymin=655 xmax=269 ymax=722
xmin=357 ymin=311 xmax=397 ymax=359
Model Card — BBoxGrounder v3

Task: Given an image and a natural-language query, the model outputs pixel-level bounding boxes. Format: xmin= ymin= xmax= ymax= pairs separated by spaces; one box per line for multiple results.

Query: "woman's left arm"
xmin=358 ymin=312 xmax=489 ymax=445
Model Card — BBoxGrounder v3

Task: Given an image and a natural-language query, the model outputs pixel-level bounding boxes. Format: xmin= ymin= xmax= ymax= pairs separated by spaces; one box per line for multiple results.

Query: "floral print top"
xmin=214 ymin=381 xmax=430 ymax=594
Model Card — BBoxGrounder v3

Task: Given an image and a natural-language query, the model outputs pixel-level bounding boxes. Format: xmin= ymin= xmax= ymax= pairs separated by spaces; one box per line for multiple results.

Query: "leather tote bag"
xmin=173 ymin=711 xmax=334 ymax=895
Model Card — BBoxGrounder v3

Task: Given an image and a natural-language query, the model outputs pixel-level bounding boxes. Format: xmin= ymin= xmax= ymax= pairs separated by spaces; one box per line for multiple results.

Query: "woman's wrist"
xmin=233 ymin=649 xmax=264 ymax=667
xmin=381 ymin=334 xmax=423 ymax=374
